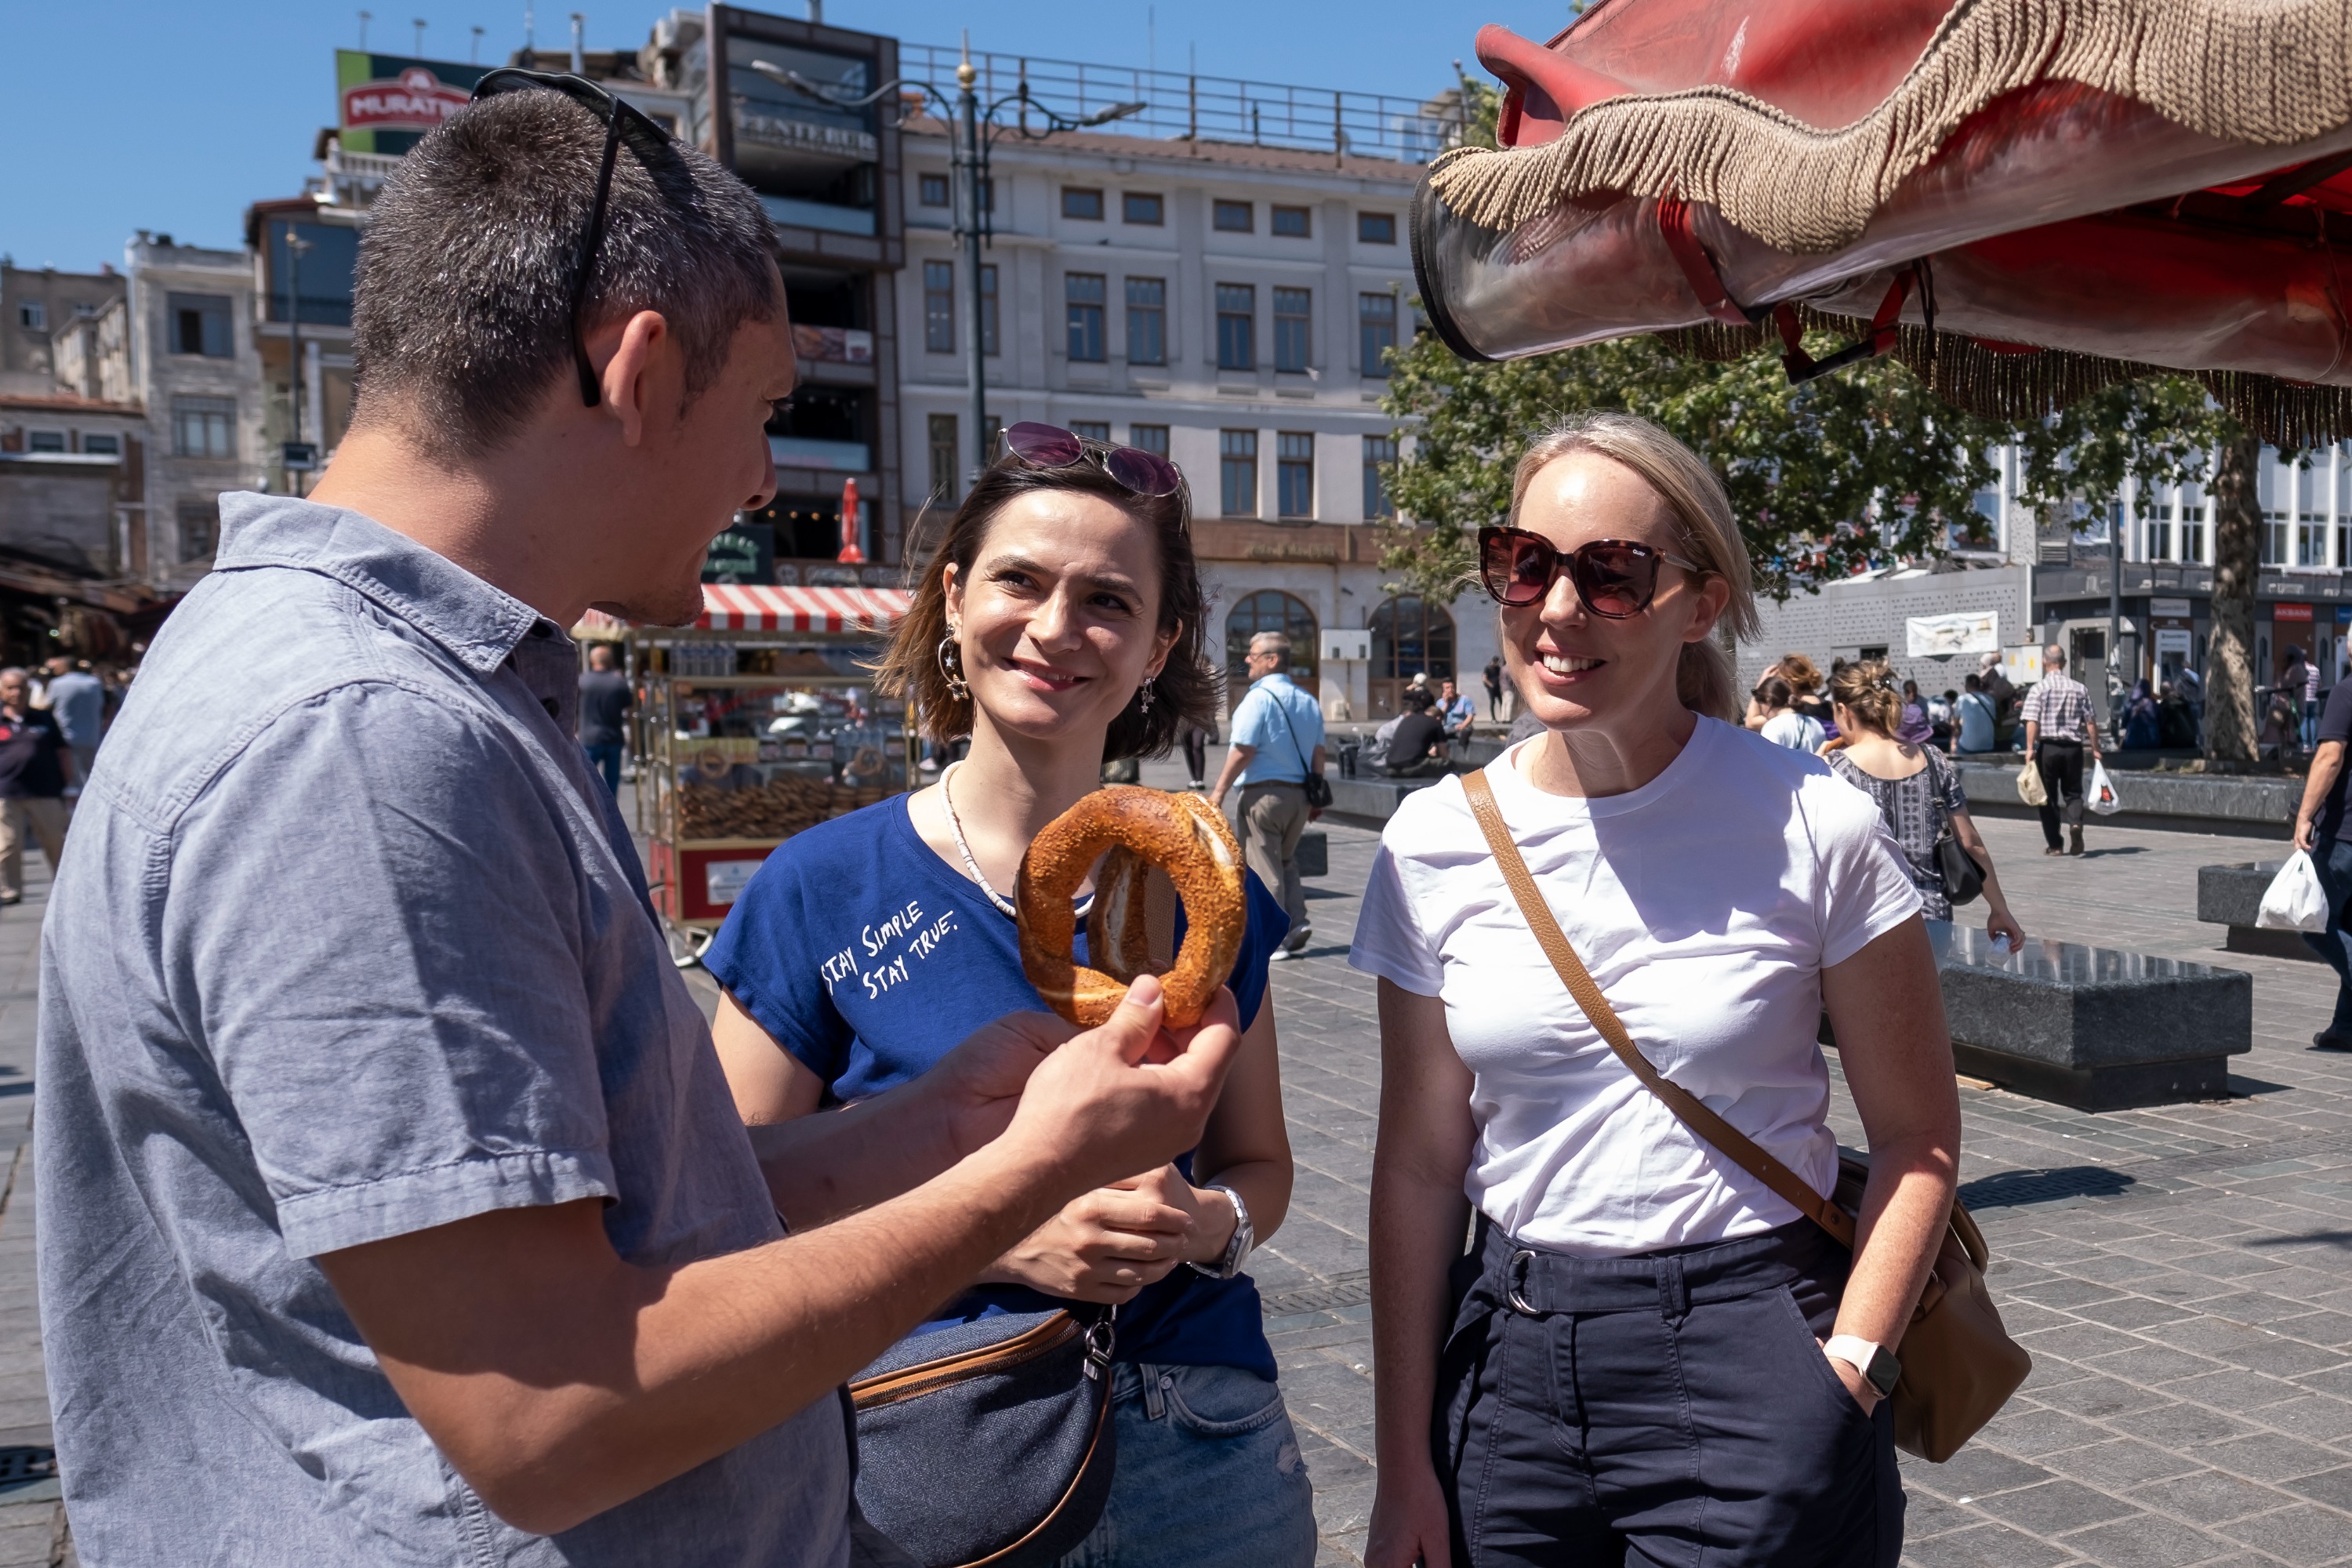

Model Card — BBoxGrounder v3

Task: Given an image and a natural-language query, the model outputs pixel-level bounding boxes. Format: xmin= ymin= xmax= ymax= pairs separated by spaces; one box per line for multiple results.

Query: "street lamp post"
xmin=956 ymin=54 xmax=988 ymax=486
xmin=284 ymin=228 xmax=312 ymax=497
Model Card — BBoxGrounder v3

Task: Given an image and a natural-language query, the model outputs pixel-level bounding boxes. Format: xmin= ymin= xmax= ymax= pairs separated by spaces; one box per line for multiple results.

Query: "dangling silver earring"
xmin=1138 ymin=677 xmax=1154 ymax=717
xmin=937 ymin=631 xmax=970 ymax=700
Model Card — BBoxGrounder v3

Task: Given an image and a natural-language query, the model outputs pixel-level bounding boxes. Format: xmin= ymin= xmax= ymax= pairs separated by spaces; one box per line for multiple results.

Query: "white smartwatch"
xmin=1823 ymin=1334 xmax=1901 ymax=1399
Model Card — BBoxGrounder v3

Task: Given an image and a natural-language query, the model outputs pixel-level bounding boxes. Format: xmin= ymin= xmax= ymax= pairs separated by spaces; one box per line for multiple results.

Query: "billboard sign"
xmin=1905 ymin=612 xmax=1999 ymax=658
xmin=336 ymin=50 xmax=490 ymax=155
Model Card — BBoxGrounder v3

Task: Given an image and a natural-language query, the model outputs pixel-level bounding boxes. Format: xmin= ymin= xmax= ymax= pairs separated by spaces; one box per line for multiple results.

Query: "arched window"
xmin=1370 ymin=595 xmax=1454 ymax=681
xmin=1225 ymin=590 xmax=1319 ymax=702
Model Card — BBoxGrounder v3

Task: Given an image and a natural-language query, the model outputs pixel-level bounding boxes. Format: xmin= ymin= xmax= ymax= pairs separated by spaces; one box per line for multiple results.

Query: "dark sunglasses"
xmin=470 ymin=69 xmax=677 ymax=408
xmin=1003 ymin=422 xmax=1183 ymax=498
xmin=1478 ymin=525 xmax=1705 ymax=617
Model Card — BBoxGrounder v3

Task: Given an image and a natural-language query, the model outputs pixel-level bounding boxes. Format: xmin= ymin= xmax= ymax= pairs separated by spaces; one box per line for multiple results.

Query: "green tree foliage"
xmin=1375 ymin=328 xmax=2010 ymax=604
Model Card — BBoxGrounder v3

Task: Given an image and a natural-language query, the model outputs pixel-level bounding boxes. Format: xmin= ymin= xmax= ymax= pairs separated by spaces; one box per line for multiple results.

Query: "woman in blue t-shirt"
xmin=705 ymin=425 xmax=1315 ymax=1568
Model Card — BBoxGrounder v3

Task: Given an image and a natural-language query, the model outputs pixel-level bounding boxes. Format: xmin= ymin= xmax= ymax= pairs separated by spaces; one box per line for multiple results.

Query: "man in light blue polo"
xmin=1210 ymin=630 xmax=1325 ymax=959
xmin=36 ymin=80 xmax=1240 ymax=1567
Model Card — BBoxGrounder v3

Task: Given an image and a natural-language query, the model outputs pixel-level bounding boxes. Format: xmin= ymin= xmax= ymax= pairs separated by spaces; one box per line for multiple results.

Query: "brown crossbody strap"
xmin=1459 ymin=770 xmax=1859 ymax=1250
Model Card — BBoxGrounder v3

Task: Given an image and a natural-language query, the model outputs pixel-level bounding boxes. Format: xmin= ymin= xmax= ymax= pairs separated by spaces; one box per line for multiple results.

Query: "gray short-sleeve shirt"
xmin=37 ymin=495 xmax=851 ymax=1566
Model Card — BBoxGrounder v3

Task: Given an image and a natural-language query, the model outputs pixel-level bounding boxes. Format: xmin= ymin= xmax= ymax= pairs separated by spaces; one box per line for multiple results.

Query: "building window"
xmin=1220 ymin=430 xmax=1258 ymax=517
xmin=2182 ymin=483 xmax=2209 ymax=565
xmin=168 ymin=292 xmax=233 ymax=358
xmin=1359 ymin=292 xmax=1398 ymax=376
xmin=27 ymin=431 xmax=65 ymax=453
xmin=1272 ymin=205 xmax=1311 ymax=239
xmin=1273 ymin=288 xmax=1312 ymax=372
xmin=1062 ymin=187 xmax=1105 ymax=221
xmin=1370 ymin=594 xmax=1455 ymax=682
xmin=1123 ymin=192 xmax=1163 ymax=225
xmin=1213 ymin=200 xmax=1253 ymax=233
xmin=1125 ymin=277 xmax=1167 ymax=366
xmin=1128 ymin=423 xmax=1169 ymax=457
xmin=1363 ymin=434 xmax=1398 ymax=519
xmin=1358 ymin=212 xmax=1397 ymax=245
xmin=1065 ymin=273 xmax=1107 ymax=362
xmin=919 ymin=172 xmax=950 ymax=207
xmin=2259 ymin=459 xmax=2288 ymax=566
xmin=927 ymin=413 xmax=958 ymax=503
xmin=1215 ymin=285 xmax=1254 ymax=372
xmin=1225 ymin=590 xmax=1319 ymax=695
xmin=81 ymin=433 xmax=121 ymax=456
xmin=172 ymin=396 xmax=235 ymax=459
xmin=1070 ymin=421 xmax=1110 ymax=442
xmin=980 ymin=264 xmax=1000 ymax=358
xmin=178 ymin=497 xmax=220 ymax=559
xmin=1277 ymin=433 xmax=1314 ymax=518
xmin=923 ymin=260 xmax=956 ymax=354
xmin=16 ymin=302 xmax=43 ymax=331
xmin=2298 ymin=461 xmax=2327 ymax=569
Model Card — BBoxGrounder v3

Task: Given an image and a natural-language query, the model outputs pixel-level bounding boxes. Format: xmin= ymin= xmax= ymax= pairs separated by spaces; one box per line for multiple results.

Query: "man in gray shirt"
xmin=38 ymin=81 xmax=1240 ymax=1566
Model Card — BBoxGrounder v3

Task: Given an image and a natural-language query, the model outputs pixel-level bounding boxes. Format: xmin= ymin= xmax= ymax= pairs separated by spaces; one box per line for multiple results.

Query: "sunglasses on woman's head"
xmin=1477 ymin=525 xmax=1704 ymax=617
xmin=1002 ymin=422 xmax=1183 ymax=498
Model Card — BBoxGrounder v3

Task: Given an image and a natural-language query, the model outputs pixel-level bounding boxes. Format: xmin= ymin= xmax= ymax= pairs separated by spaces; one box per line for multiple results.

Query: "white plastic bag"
xmin=2257 ymin=851 xmax=2329 ymax=932
xmin=2089 ymin=760 xmax=2122 ymax=816
xmin=2016 ymin=761 xmax=2048 ymax=807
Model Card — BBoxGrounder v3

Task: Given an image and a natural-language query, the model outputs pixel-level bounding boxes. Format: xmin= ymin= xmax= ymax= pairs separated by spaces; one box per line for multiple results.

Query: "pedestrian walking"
xmin=2021 ymin=642 xmax=2101 ymax=855
xmin=1482 ymin=654 xmax=1504 ymax=720
xmin=1210 ymin=631 xmax=1326 ymax=959
xmin=2296 ymin=675 xmax=2352 ymax=1050
xmin=1955 ymin=673 xmax=1998 ymax=754
xmin=1359 ymin=414 xmax=1958 ymax=1568
xmin=1827 ymin=660 xmax=2024 ymax=941
xmin=1374 ymin=691 xmax=1449 ymax=778
xmin=2304 ymin=650 xmax=2325 ymax=751
xmin=42 ymin=658 xmax=105 ymax=789
xmin=35 ymin=83 xmax=1243 ymax=1566
xmin=1754 ymin=674 xmax=1824 ymax=750
xmin=576 ymin=641 xmax=633 ymax=794
xmin=705 ymin=434 xmax=1316 ymax=1567
xmin=1181 ymin=720 xmax=1214 ymax=789
xmin=0 ymin=668 xmax=71 ymax=903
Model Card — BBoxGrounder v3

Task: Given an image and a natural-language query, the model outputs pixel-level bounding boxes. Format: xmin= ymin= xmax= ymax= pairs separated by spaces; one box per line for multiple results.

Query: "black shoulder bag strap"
xmin=1265 ymin=684 xmax=1333 ymax=810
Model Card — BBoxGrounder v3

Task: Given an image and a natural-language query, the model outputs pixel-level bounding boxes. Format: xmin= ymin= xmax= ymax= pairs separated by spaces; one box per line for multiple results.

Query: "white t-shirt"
xmin=1348 ymin=718 xmax=1922 ymax=1256
xmin=1760 ymin=710 xmax=1824 ymax=751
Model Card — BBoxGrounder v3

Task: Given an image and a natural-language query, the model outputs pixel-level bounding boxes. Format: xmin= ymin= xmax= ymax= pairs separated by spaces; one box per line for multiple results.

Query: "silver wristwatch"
xmin=1189 ymin=1183 xmax=1254 ymax=1279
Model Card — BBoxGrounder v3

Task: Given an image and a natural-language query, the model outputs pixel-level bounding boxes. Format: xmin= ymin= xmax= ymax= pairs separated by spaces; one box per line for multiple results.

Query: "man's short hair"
xmin=2045 ymin=644 xmax=2067 ymax=668
xmin=587 ymin=643 xmax=618 ymax=668
xmin=352 ymin=89 xmax=780 ymax=459
xmin=1250 ymin=633 xmax=1290 ymax=659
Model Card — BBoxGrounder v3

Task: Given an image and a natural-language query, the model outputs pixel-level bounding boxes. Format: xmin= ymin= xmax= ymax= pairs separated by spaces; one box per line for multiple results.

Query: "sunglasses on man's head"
xmin=470 ymin=69 xmax=677 ymax=408
xmin=1002 ymin=422 xmax=1183 ymax=498
xmin=1478 ymin=525 xmax=1704 ymax=618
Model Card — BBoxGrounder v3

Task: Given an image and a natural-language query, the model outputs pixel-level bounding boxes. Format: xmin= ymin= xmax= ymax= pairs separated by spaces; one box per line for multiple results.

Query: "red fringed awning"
xmin=574 ymin=584 xmax=913 ymax=637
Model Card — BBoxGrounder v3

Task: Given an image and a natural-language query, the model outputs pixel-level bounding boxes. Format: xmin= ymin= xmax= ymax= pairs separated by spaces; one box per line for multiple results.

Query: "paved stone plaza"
xmin=4 ymin=760 xmax=2352 ymax=1566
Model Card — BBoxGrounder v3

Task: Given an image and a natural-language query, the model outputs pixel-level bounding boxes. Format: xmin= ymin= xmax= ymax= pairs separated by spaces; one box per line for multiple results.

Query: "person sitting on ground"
xmin=2121 ymin=679 xmax=2161 ymax=750
xmin=1377 ymin=693 xmax=1450 ymax=778
xmin=1754 ymin=675 xmax=1824 ymax=751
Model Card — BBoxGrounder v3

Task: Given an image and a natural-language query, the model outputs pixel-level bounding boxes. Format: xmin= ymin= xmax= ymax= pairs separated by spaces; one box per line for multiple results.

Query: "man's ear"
xmin=598 ymin=310 xmax=673 ymax=448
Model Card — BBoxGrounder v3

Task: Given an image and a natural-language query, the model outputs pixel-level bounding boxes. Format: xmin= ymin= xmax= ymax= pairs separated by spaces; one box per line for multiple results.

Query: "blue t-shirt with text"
xmin=706 ymin=794 xmax=1289 ymax=1378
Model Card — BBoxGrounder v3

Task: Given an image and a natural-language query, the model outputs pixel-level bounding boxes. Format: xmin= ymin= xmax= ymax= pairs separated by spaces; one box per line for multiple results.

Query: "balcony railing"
xmin=898 ymin=44 xmax=1465 ymax=165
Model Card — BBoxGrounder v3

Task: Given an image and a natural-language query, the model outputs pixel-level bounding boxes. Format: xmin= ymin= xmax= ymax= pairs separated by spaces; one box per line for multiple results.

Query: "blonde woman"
xmin=1359 ymin=414 xmax=1960 ymax=1568
xmin=1828 ymin=660 xmax=2025 ymax=946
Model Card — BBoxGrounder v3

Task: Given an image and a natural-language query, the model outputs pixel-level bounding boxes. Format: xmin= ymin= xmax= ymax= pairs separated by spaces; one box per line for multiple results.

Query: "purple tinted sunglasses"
xmin=1003 ymin=422 xmax=1183 ymax=498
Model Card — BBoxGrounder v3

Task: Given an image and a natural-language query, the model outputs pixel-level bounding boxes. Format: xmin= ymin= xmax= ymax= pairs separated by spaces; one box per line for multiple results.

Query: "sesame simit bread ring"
xmin=1016 ymin=786 xmax=1247 ymax=1029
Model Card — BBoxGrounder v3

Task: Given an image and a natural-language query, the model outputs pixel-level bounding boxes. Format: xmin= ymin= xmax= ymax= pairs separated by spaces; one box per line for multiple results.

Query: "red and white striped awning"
xmin=572 ymin=583 xmax=912 ymax=637
xmin=698 ymin=583 xmax=910 ymax=633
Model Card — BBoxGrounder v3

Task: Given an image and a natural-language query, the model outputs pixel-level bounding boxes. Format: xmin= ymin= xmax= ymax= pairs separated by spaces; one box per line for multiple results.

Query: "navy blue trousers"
xmin=1436 ymin=1218 xmax=1903 ymax=1568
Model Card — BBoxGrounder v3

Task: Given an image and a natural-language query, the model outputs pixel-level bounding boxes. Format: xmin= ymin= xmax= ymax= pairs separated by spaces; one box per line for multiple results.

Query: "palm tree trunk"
xmin=2205 ymin=430 xmax=2261 ymax=763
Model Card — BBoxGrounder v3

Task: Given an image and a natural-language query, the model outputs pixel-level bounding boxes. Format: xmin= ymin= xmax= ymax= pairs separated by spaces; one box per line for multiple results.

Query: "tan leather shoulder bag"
xmin=1458 ymin=769 xmax=2030 ymax=1462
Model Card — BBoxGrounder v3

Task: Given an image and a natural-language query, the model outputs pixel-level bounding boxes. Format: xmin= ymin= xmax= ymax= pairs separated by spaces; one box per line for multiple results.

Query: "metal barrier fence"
xmin=897 ymin=42 xmax=1466 ymax=165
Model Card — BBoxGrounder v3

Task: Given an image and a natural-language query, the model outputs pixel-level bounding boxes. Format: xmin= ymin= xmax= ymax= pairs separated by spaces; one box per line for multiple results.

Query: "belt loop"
xmin=1657 ymin=1255 xmax=1690 ymax=1323
xmin=1505 ymin=1249 xmax=1541 ymax=1316
xmin=1142 ymin=1366 xmax=1170 ymax=1421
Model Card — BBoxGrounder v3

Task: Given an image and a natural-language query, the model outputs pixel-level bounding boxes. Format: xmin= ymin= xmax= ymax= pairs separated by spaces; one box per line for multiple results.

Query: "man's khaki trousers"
xmin=1237 ymin=782 xmax=1310 ymax=941
xmin=0 ymin=797 xmax=69 ymax=900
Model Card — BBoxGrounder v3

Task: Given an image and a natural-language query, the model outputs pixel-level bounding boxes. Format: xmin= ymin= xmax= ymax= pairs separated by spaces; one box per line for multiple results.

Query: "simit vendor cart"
xmin=590 ymin=582 xmax=917 ymax=966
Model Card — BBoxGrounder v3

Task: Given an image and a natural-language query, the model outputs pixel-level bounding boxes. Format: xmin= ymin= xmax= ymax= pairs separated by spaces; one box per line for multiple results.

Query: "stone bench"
xmin=1326 ymin=775 xmax=1446 ymax=824
xmin=2196 ymin=861 xmax=2324 ymax=962
xmin=1926 ymin=921 xmax=2251 ymax=1110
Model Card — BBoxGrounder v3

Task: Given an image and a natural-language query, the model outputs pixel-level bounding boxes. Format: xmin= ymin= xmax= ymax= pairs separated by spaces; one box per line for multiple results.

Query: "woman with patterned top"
xmin=1826 ymin=660 xmax=2025 ymax=942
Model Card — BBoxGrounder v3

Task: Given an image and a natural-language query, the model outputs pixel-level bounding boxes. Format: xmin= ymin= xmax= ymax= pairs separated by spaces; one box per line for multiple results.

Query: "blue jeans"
xmin=583 ymin=742 xmax=622 ymax=795
xmin=2304 ymin=838 xmax=2352 ymax=1036
xmin=1058 ymin=1362 xmax=1317 ymax=1568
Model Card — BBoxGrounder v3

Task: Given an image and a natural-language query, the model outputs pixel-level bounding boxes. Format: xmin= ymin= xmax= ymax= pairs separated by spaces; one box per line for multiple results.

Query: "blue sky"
xmin=3 ymin=0 xmax=1572 ymax=273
